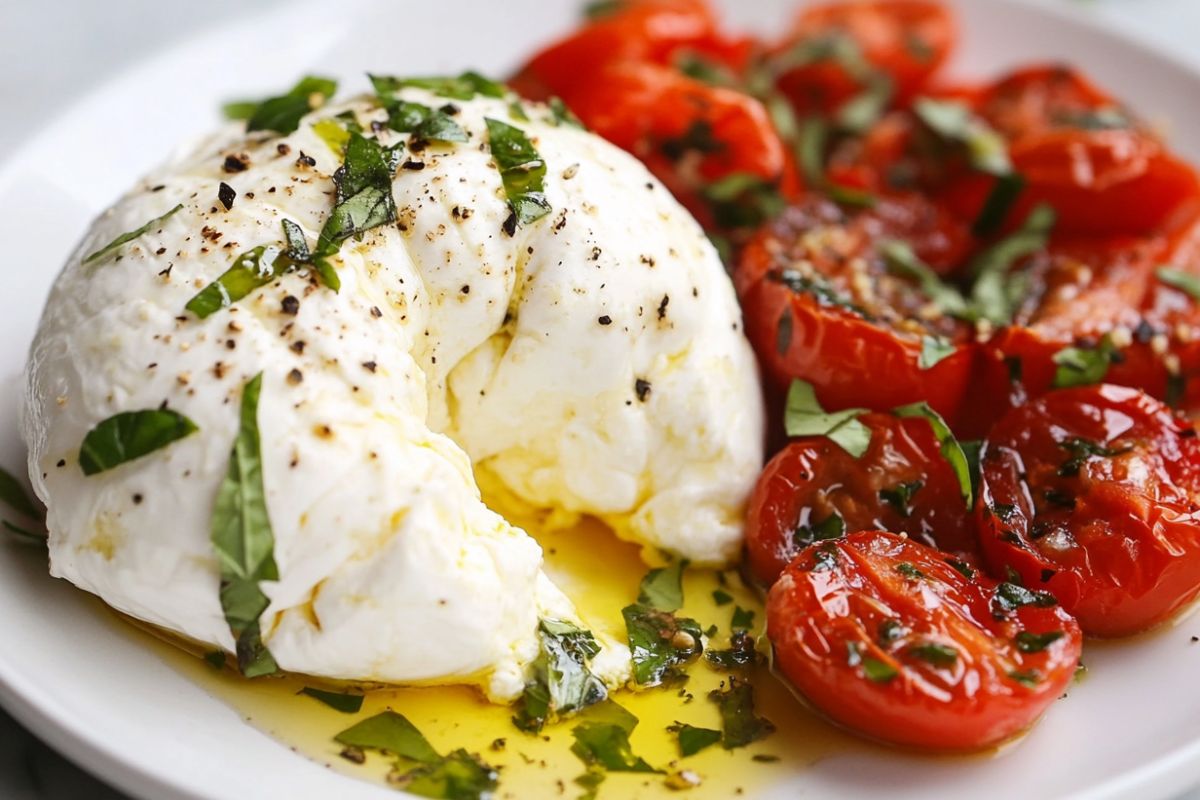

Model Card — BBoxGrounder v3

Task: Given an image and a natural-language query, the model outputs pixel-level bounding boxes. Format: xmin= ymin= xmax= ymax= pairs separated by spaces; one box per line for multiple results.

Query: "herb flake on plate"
xmin=79 ymin=409 xmax=198 ymax=476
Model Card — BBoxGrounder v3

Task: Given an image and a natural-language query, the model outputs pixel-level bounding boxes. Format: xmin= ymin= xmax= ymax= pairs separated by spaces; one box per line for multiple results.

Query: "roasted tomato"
xmin=768 ymin=531 xmax=1083 ymax=750
xmin=978 ymin=384 xmax=1200 ymax=637
xmin=975 ymin=64 xmax=1120 ymax=141
xmin=510 ymin=0 xmax=721 ymax=101
xmin=775 ymin=0 xmax=956 ymax=116
xmin=551 ymin=61 xmax=797 ymax=229
xmin=746 ymin=413 xmax=978 ymax=585
xmin=736 ymin=196 xmax=974 ymax=421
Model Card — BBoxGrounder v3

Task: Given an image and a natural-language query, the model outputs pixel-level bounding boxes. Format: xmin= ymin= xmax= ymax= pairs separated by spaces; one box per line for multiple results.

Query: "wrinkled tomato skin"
xmin=510 ymin=0 xmax=720 ymax=101
xmin=978 ymin=385 xmax=1200 ymax=637
xmin=737 ymin=201 xmax=974 ymax=423
xmin=975 ymin=64 xmax=1117 ymax=141
xmin=777 ymin=0 xmax=956 ymax=113
xmin=746 ymin=415 xmax=978 ymax=585
xmin=767 ymin=532 xmax=1082 ymax=751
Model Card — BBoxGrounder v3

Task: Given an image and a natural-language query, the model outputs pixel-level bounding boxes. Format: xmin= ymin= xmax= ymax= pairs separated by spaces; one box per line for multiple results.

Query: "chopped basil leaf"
xmin=893 ymin=402 xmax=973 ymax=506
xmin=508 ymin=100 xmax=530 ymax=122
xmin=879 ymin=480 xmax=923 ymax=517
xmin=772 ymin=34 xmax=872 ymax=81
xmin=222 ymin=101 xmax=258 ymax=121
xmin=914 ymin=97 xmax=1011 ymax=175
xmin=675 ymin=724 xmax=722 ymax=758
xmin=961 ymin=439 xmax=984 ymax=501
xmin=485 ymin=118 xmax=552 ymax=228
xmin=1052 ymin=334 xmax=1118 ymax=389
xmin=0 ymin=467 xmax=39 ymax=519
xmin=784 ymin=379 xmax=872 ymax=458
xmin=712 ymin=589 xmax=733 ymax=606
xmin=944 ymin=558 xmax=976 ymax=580
xmin=386 ymin=71 xmax=506 ymax=101
xmin=991 ymin=582 xmax=1058 ymax=618
xmin=837 ymin=75 xmax=893 ymax=134
xmin=2 ymin=520 xmax=46 ymax=545
xmin=281 ymin=219 xmax=311 ymax=263
xmin=335 ymin=710 xmax=440 ymax=762
xmin=584 ymin=0 xmax=623 ymax=19
xmin=771 ymin=269 xmax=871 ymax=318
xmin=571 ymin=721 xmax=659 ymax=774
xmin=968 ymin=203 xmax=1056 ymax=325
xmin=972 ymin=172 xmax=1026 ymax=238
xmin=879 ymin=240 xmax=968 ymax=317
xmin=240 ymin=76 xmax=338 ymax=135
xmin=708 ymin=678 xmax=775 ymax=749
xmin=548 ymin=97 xmax=583 ymax=129
xmin=1153 ymin=265 xmax=1195 ymax=297
xmin=848 ymin=643 xmax=898 ymax=683
xmin=797 ymin=117 xmax=829 ymax=187
xmin=1054 ymin=107 xmax=1132 ymax=131
xmin=702 ymin=173 xmax=786 ymax=230
xmin=1168 ymin=372 xmax=1187 ymax=408
xmin=794 ymin=509 xmax=846 ymax=548
xmin=1015 ymin=631 xmax=1064 ymax=653
xmin=878 ymin=619 xmax=906 ymax=644
xmin=211 ymin=373 xmax=278 ymax=677
xmin=186 ymin=244 xmax=299 ymax=319
xmin=909 ymin=642 xmax=958 ymax=667
xmin=392 ymin=749 xmax=499 ymax=800
xmin=313 ymin=131 xmax=399 ymax=290
xmin=637 ymin=561 xmax=686 ymax=612
xmin=895 ymin=562 xmax=926 ymax=580
xmin=514 ymin=619 xmax=607 ymax=732
xmin=79 ymin=409 xmax=198 ymax=476
xmin=574 ymin=765 xmax=605 ymax=800
xmin=919 ymin=336 xmax=955 ymax=369
xmin=300 ymin=687 xmax=364 ymax=714
xmin=730 ymin=606 xmax=755 ymax=632
xmin=1057 ymin=436 xmax=1132 ymax=477
xmin=811 ymin=544 xmax=839 ymax=572
xmin=369 ymin=77 xmax=470 ymax=143
xmin=83 ymin=204 xmax=184 ymax=265
xmin=827 ymin=183 xmax=877 ymax=209
xmin=704 ymin=630 xmax=759 ymax=671
xmin=1008 ymin=669 xmax=1041 ymax=688
xmin=623 ymin=604 xmax=703 ymax=686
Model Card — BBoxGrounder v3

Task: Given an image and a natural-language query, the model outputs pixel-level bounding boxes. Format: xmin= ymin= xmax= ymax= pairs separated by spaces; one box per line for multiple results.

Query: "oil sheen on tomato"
xmin=111 ymin=511 xmax=863 ymax=798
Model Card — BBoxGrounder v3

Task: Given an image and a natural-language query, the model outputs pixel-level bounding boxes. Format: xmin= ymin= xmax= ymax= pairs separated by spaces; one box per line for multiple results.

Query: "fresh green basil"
xmin=704 ymin=631 xmax=759 ymax=671
xmin=385 ymin=72 xmax=506 ymax=101
xmin=972 ymin=172 xmax=1026 ymax=237
xmin=335 ymin=710 xmax=440 ymax=762
xmin=895 ymin=562 xmax=927 ymax=580
xmin=571 ymin=722 xmax=658 ymax=774
xmin=83 ymin=204 xmax=184 ymax=265
xmin=893 ymin=402 xmax=972 ymax=506
xmin=991 ymin=582 xmax=1058 ymax=619
xmin=211 ymin=373 xmax=278 ymax=677
xmin=622 ymin=604 xmax=703 ymax=686
xmin=708 ymin=678 xmax=775 ymax=749
xmin=393 ymin=750 xmax=498 ymax=800
xmin=730 ymin=606 xmax=755 ymax=633
xmin=79 ymin=409 xmax=198 ymax=476
xmin=513 ymin=619 xmax=607 ymax=733
xmin=848 ymin=643 xmax=899 ymax=683
xmin=1056 ymin=436 xmax=1131 ymax=477
xmin=919 ymin=336 xmax=956 ymax=369
xmin=879 ymin=240 xmax=968 ymax=317
xmin=1015 ymin=631 xmax=1064 ymax=653
xmin=485 ymin=118 xmax=552 ymax=228
xmin=794 ymin=509 xmax=846 ymax=549
xmin=879 ymin=480 xmax=923 ymax=518
xmin=838 ymin=75 xmax=893 ymax=134
xmin=909 ymin=642 xmax=958 ymax=667
xmin=186 ymin=244 xmax=298 ymax=319
xmin=770 ymin=269 xmax=871 ymax=319
xmin=914 ymin=97 xmax=1011 ymax=175
xmin=674 ymin=724 xmax=722 ymax=757
xmin=784 ymin=379 xmax=872 ymax=458
xmin=968 ymin=203 xmax=1055 ymax=325
xmin=712 ymin=589 xmax=733 ymax=606
xmin=636 ymin=561 xmax=686 ymax=613
xmin=368 ymin=77 xmax=469 ymax=143
xmin=234 ymin=76 xmax=338 ymax=135
xmin=1008 ymin=669 xmax=1041 ymax=688
xmin=1157 ymin=267 xmax=1200 ymax=301
xmin=0 ymin=467 xmax=39 ymax=519
xmin=300 ymin=687 xmax=364 ymax=714
xmin=1052 ymin=334 xmax=1117 ymax=389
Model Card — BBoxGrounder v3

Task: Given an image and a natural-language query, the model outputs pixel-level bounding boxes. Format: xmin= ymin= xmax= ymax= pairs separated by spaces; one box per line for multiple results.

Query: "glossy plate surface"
xmin=2 ymin=1 xmax=1199 ymax=798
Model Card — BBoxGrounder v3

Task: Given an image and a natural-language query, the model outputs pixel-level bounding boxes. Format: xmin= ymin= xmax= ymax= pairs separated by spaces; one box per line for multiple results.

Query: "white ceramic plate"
xmin=4 ymin=1 xmax=1200 ymax=798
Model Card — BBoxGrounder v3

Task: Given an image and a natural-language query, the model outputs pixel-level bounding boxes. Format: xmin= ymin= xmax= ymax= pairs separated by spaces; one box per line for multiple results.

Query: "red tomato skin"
xmin=975 ymin=63 xmax=1117 ymax=141
xmin=767 ymin=532 xmax=1082 ymax=751
xmin=746 ymin=416 xmax=979 ymax=585
xmin=977 ymin=384 xmax=1200 ymax=637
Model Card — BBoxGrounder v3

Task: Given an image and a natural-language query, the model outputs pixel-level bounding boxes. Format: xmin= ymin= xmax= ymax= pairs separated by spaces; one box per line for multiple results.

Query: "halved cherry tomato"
xmin=510 ymin=0 xmax=721 ymax=101
xmin=736 ymin=196 xmax=974 ymax=421
xmin=975 ymin=64 xmax=1119 ymax=141
xmin=776 ymin=0 xmax=956 ymax=115
xmin=560 ymin=61 xmax=798 ymax=228
xmin=767 ymin=531 xmax=1082 ymax=750
xmin=978 ymin=384 xmax=1200 ymax=637
xmin=746 ymin=413 xmax=978 ymax=585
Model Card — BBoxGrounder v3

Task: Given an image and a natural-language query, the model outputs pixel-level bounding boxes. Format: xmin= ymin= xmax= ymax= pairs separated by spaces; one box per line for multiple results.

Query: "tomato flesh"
xmin=767 ymin=531 xmax=1083 ymax=751
xmin=978 ymin=384 xmax=1200 ymax=636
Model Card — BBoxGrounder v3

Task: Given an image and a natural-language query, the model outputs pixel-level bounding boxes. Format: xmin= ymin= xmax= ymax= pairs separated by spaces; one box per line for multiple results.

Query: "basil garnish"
xmin=784 ymin=379 xmax=872 ymax=458
xmin=211 ymin=373 xmax=278 ymax=677
xmin=83 ymin=204 xmax=184 ymax=265
xmin=571 ymin=721 xmax=658 ymax=774
xmin=336 ymin=710 xmax=439 ymax=762
xmin=186 ymin=243 xmax=299 ymax=319
xmin=1057 ymin=436 xmax=1132 ymax=477
xmin=389 ymin=71 xmax=506 ymax=101
xmin=909 ymin=642 xmax=958 ymax=667
xmin=919 ymin=336 xmax=956 ymax=369
xmin=848 ymin=642 xmax=899 ymax=683
xmin=623 ymin=604 xmax=703 ymax=687
xmin=1157 ymin=267 xmax=1200 ymax=301
xmin=914 ymin=97 xmax=1011 ymax=175
xmin=708 ymin=678 xmax=775 ymax=749
xmin=794 ymin=509 xmax=846 ymax=549
xmin=485 ymin=118 xmax=552 ymax=229
xmin=233 ymin=76 xmax=338 ymax=135
xmin=1008 ymin=669 xmax=1041 ymax=687
xmin=79 ymin=409 xmax=197 ymax=476
xmin=879 ymin=241 xmax=969 ymax=317
xmin=894 ymin=402 xmax=973 ymax=506
xmin=879 ymin=480 xmax=923 ymax=517
xmin=702 ymin=173 xmax=787 ymax=230
xmin=968 ymin=203 xmax=1055 ymax=325
xmin=731 ymin=606 xmax=755 ymax=632
xmin=369 ymin=76 xmax=469 ymax=143
xmin=300 ymin=687 xmax=364 ymax=714
xmin=972 ymin=172 xmax=1026 ymax=238
xmin=674 ymin=724 xmax=722 ymax=757
xmin=1015 ymin=631 xmax=1064 ymax=653
xmin=704 ymin=631 xmax=759 ymax=671
xmin=991 ymin=582 xmax=1058 ymax=619
xmin=1052 ymin=334 xmax=1118 ymax=389
xmin=636 ymin=560 xmax=686 ymax=612
xmin=513 ymin=619 xmax=607 ymax=733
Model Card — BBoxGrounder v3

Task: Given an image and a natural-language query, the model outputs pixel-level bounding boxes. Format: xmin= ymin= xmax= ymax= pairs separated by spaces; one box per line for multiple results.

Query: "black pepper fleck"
xmin=222 ymin=154 xmax=248 ymax=173
xmin=296 ymin=151 xmax=316 ymax=168
xmin=502 ymin=211 xmax=518 ymax=237
xmin=287 ymin=369 xmax=303 ymax=385
xmin=362 ymin=361 xmax=377 ymax=373
xmin=598 ymin=315 xmax=612 ymax=326
xmin=635 ymin=379 xmax=652 ymax=402
xmin=281 ymin=295 xmax=300 ymax=315
xmin=657 ymin=294 xmax=670 ymax=320
xmin=217 ymin=182 xmax=236 ymax=211
xmin=401 ymin=160 xmax=426 ymax=171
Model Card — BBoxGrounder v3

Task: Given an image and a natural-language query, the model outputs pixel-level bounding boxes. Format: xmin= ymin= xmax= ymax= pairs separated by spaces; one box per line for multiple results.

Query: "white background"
xmin=0 ymin=0 xmax=1198 ymax=796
